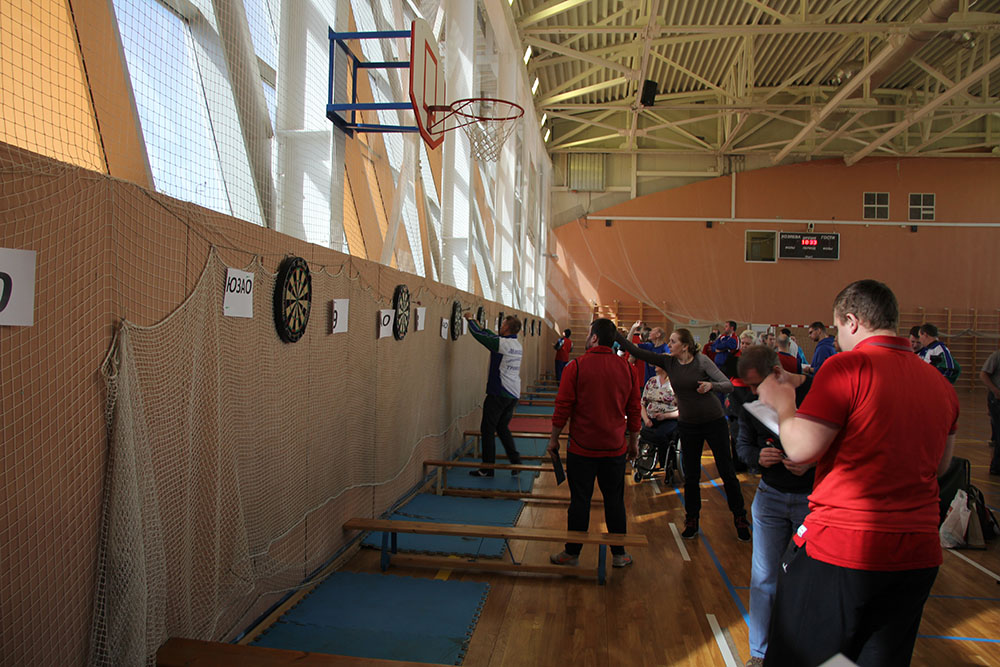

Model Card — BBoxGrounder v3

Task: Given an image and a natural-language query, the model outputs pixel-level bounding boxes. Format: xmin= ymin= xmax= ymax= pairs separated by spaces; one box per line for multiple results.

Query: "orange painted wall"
xmin=553 ymin=157 xmax=1000 ymax=325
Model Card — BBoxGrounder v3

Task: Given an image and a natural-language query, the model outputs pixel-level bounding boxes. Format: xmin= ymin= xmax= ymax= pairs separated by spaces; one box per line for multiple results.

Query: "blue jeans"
xmin=749 ymin=480 xmax=811 ymax=659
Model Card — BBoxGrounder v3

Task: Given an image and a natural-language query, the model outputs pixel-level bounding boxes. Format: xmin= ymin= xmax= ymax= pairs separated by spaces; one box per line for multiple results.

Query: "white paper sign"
xmin=378 ymin=309 xmax=394 ymax=338
xmin=441 ymin=318 xmax=450 ymax=339
xmin=415 ymin=307 xmax=426 ymax=331
xmin=223 ymin=268 xmax=254 ymax=318
xmin=331 ymin=299 xmax=349 ymax=334
xmin=0 ymin=248 xmax=37 ymax=326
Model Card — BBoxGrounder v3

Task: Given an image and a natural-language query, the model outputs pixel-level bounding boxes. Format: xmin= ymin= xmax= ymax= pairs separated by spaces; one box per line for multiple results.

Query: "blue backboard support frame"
xmin=327 ymin=28 xmax=419 ymax=136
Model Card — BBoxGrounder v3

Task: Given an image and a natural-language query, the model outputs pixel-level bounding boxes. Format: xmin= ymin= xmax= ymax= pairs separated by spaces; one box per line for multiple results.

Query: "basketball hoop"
xmin=429 ymin=98 xmax=524 ymax=162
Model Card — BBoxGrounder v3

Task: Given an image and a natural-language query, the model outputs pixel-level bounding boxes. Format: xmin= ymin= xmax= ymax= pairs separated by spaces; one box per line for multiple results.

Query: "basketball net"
xmin=431 ymin=98 xmax=523 ymax=162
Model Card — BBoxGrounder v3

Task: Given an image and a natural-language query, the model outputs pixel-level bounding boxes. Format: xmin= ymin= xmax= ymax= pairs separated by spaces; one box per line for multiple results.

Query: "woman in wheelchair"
xmin=635 ymin=365 xmax=680 ymax=482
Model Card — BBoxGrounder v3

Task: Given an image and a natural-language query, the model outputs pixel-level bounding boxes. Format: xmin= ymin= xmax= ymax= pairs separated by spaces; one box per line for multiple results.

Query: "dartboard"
xmin=531 ymin=319 xmax=536 ymax=336
xmin=476 ymin=306 xmax=486 ymax=328
xmin=274 ymin=256 xmax=311 ymax=343
xmin=450 ymin=301 xmax=463 ymax=340
xmin=497 ymin=311 xmax=505 ymax=331
xmin=392 ymin=284 xmax=410 ymax=340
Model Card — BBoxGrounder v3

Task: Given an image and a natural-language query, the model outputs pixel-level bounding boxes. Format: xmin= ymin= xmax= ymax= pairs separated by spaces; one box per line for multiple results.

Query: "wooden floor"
xmin=341 ymin=388 xmax=1000 ymax=667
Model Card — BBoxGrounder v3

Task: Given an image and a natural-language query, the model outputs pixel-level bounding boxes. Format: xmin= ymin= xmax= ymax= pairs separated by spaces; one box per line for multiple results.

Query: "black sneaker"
xmin=735 ymin=515 xmax=751 ymax=542
xmin=681 ymin=517 xmax=699 ymax=540
xmin=468 ymin=469 xmax=494 ymax=478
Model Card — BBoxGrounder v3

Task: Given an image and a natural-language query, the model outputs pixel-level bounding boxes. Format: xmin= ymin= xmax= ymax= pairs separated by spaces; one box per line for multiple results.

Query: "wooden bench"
xmin=422 ymin=458 xmax=601 ymax=504
xmin=157 ymin=637 xmax=448 ymax=666
xmin=343 ymin=518 xmax=647 ymax=584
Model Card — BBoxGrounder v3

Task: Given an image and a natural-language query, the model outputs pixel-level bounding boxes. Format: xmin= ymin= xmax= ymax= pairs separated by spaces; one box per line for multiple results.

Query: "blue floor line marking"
xmin=917 ymin=634 xmax=1000 ymax=643
xmin=673 ymin=484 xmax=750 ymax=629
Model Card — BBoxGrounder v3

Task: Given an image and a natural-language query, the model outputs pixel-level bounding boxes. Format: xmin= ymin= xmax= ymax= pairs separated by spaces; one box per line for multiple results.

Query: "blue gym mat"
xmin=447 ymin=458 xmax=540 ymax=493
xmin=252 ymin=571 xmax=489 ymax=665
xmin=507 ymin=437 xmax=549 ymax=456
xmin=516 ymin=404 xmax=555 ymax=415
xmin=361 ymin=493 xmax=524 ymax=557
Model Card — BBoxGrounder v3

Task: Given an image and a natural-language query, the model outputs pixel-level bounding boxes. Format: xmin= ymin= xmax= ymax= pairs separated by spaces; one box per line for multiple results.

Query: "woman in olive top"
xmin=620 ymin=323 xmax=749 ymax=542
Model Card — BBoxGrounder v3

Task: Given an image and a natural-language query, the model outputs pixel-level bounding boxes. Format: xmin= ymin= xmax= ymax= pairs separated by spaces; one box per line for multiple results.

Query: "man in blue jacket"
xmin=807 ymin=321 xmax=837 ymax=372
xmin=713 ymin=320 xmax=740 ymax=377
xmin=465 ymin=313 xmax=523 ymax=477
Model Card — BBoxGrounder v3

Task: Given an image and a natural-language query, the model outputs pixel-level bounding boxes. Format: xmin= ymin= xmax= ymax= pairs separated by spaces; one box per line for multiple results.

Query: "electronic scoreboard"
xmin=778 ymin=232 xmax=840 ymax=260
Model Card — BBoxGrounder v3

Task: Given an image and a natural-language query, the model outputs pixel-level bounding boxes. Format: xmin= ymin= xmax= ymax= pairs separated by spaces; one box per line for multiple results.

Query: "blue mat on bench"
xmin=251 ymin=571 xmax=488 ymax=665
xmin=361 ymin=493 xmax=524 ymax=558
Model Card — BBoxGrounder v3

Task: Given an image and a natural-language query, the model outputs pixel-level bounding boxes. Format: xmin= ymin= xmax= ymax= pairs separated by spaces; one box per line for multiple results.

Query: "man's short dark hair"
xmin=909 ymin=325 xmax=921 ymax=338
xmin=919 ymin=323 xmax=939 ymax=338
xmin=780 ymin=328 xmax=791 ymax=336
xmin=563 ymin=328 xmax=571 ymax=337
xmin=590 ymin=318 xmax=617 ymax=346
xmin=504 ymin=316 xmax=522 ymax=335
xmin=809 ymin=321 xmax=826 ymax=332
xmin=709 ymin=331 xmax=718 ymax=342
xmin=738 ymin=345 xmax=780 ymax=381
xmin=727 ymin=320 xmax=738 ymax=331
xmin=832 ymin=279 xmax=898 ymax=331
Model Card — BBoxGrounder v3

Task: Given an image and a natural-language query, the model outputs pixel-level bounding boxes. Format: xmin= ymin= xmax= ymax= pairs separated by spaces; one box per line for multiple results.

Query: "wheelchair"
xmin=632 ymin=420 xmax=683 ymax=484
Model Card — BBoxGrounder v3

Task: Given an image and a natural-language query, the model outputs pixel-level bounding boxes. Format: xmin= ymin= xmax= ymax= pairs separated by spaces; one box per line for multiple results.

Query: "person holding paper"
xmin=548 ymin=318 xmax=641 ymax=569
xmin=755 ymin=279 xmax=958 ymax=667
xmin=465 ymin=313 xmax=523 ymax=477
xmin=616 ymin=325 xmax=749 ymax=542
xmin=735 ymin=345 xmax=814 ymax=667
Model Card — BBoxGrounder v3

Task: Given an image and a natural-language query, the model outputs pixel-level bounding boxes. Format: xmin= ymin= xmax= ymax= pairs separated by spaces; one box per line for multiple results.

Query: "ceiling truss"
xmin=509 ymin=0 xmax=1000 ymax=164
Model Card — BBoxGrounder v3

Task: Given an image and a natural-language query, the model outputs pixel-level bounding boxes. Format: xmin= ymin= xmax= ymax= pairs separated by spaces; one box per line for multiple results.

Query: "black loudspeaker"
xmin=640 ymin=79 xmax=658 ymax=106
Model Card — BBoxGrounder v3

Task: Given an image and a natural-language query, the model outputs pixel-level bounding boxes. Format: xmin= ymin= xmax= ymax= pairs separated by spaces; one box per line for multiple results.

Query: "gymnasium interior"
xmin=2 ymin=0 xmax=1000 ymax=665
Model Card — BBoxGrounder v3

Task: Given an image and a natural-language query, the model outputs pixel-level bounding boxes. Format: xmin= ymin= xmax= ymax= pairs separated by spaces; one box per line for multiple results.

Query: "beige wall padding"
xmin=0 ymin=141 xmax=545 ymax=667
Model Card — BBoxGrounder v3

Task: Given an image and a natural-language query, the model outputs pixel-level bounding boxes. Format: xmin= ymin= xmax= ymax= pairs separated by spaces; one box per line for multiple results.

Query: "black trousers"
xmin=678 ymin=417 xmax=746 ymax=518
xmin=480 ymin=395 xmax=521 ymax=465
xmin=564 ymin=452 xmax=627 ymax=556
xmin=764 ymin=546 xmax=938 ymax=667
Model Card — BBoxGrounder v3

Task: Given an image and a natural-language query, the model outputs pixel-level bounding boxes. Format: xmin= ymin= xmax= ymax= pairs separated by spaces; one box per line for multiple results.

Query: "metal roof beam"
xmin=523 ymin=36 xmax=638 ymax=79
xmin=651 ymin=51 xmax=740 ymax=101
xmin=539 ymin=77 xmax=630 ymax=105
xmin=742 ymin=0 xmax=793 ymax=24
xmin=847 ymin=50 xmax=1000 ymax=165
xmin=516 ymin=0 xmax=593 ymax=30
xmin=773 ymin=37 xmax=901 ymax=163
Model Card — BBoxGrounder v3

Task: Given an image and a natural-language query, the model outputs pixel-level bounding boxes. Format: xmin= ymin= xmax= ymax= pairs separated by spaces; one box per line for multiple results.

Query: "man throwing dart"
xmin=465 ymin=311 xmax=524 ymax=477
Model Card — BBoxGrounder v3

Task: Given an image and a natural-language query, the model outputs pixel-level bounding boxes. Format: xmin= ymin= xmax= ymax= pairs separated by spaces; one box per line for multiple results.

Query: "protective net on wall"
xmin=0 ymin=141 xmax=545 ymax=667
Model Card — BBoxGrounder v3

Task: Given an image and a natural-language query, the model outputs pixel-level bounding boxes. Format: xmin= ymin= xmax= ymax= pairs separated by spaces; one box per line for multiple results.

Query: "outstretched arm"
xmin=465 ymin=315 xmax=500 ymax=352
xmin=615 ymin=331 xmax=669 ymax=369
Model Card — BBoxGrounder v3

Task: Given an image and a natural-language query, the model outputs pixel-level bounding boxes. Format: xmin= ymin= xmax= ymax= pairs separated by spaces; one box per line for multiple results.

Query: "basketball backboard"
xmin=408 ymin=18 xmax=445 ymax=149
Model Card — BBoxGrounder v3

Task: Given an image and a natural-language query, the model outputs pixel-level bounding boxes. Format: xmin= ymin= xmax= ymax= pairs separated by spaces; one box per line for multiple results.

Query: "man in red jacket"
xmin=547 ymin=318 xmax=641 ymax=568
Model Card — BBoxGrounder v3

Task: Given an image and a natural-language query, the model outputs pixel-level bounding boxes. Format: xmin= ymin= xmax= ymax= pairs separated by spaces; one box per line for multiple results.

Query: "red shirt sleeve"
xmin=552 ymin=359 xmax=577 ymax=430
xmin=795 ymin=354 xmax=854 ymax=429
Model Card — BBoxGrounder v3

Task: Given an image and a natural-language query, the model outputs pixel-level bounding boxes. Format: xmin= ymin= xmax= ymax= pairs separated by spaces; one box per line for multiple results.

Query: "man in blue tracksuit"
xmin=807 ymin=321 xmax=837 ymax=372
xmin=465 ymin=313 xmax=523 ymax=477
xmin=713 ymin=320 xmax=740 ymax=377
xmin=918 ymin=323 xmax=961 ymax=384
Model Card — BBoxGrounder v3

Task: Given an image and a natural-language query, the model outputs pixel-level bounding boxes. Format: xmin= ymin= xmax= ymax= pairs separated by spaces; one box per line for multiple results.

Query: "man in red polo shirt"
xmin=547 ymin=318 xmax=641 ymax=568
xmin=757 ymin=279 xmax=958 ymax=667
